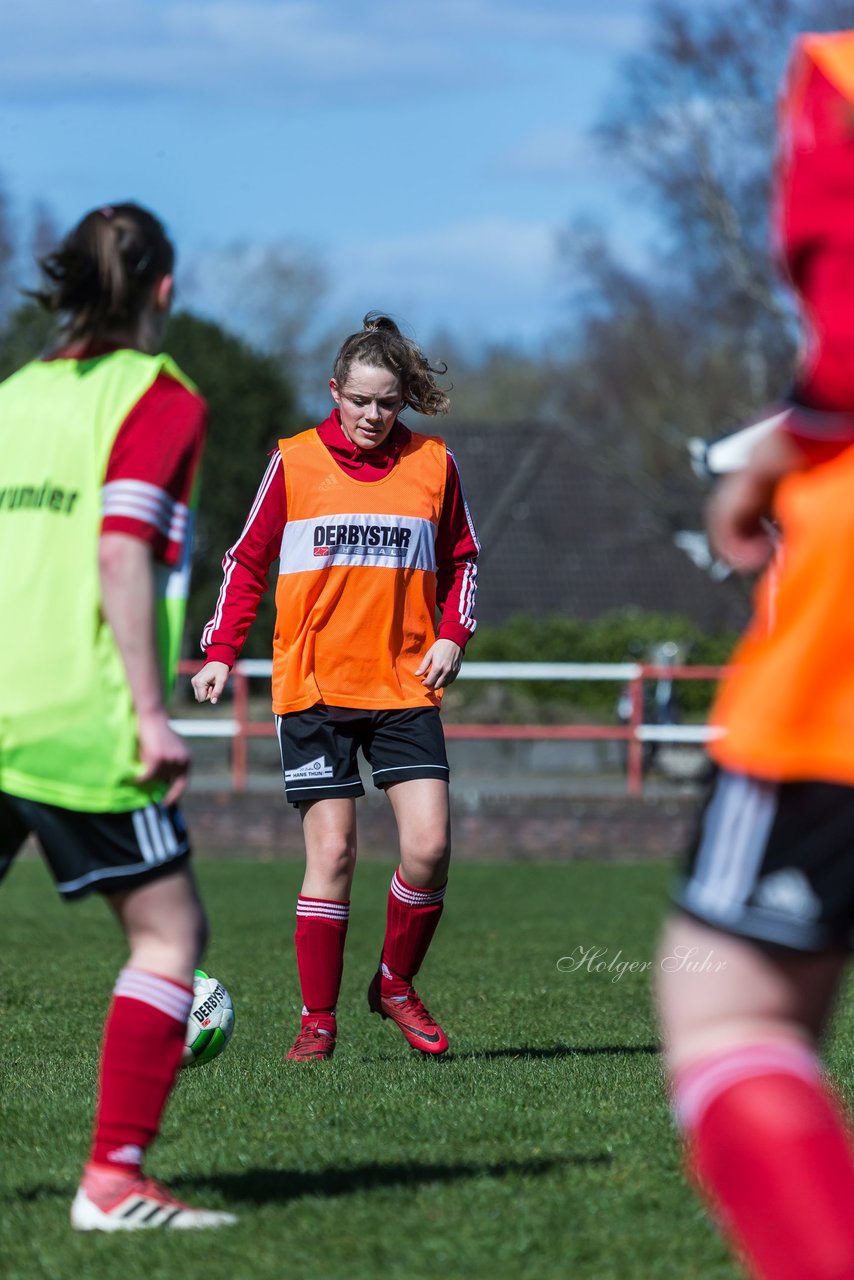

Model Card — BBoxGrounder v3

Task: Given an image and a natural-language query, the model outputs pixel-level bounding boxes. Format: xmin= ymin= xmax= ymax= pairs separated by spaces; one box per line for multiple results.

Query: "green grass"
xmin=9 ymin=856 xmax=851 ymax=1280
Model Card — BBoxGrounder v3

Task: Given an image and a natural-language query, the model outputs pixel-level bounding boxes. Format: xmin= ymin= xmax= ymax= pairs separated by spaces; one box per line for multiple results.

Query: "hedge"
xmin=454 ymin=608 xmax=740 ymax=718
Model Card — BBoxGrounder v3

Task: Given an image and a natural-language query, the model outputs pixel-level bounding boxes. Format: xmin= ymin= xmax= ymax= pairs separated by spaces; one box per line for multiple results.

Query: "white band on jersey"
xmin=279 ymin=513 xmax=437 ymax=574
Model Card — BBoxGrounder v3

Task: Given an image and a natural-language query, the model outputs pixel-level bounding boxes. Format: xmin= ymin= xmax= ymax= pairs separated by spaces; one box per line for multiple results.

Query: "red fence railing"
xmin=173 ymin=660 xmax=726 ymax=797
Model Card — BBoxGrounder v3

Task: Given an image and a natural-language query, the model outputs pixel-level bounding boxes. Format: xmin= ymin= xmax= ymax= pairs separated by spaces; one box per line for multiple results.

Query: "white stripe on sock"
xmin=113 ymin=968 xmax=193 ymax=1024
xmin=674 ymin=1042 xmax=820 ymax=1130
xmin=296 ymin=898 xmax=350 ymax=921
xmin=391 ymin=874 xmax=446 ymax=907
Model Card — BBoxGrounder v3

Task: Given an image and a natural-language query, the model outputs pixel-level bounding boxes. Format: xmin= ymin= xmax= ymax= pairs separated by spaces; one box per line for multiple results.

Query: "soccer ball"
xmin=181 ymin=969 xmax=235 ymax=1067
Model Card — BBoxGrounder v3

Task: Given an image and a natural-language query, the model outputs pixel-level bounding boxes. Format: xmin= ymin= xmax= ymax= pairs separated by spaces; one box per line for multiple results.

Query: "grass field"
xmin=5 ymin=856 xmax=854 ymax=1280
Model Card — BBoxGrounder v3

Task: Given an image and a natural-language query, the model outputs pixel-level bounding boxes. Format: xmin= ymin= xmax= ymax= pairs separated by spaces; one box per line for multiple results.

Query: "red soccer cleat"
xmin=285 ymin=1016 xmax=337 ymax=1062
xmin=368 ymin=975 xmax=449 ymax=1054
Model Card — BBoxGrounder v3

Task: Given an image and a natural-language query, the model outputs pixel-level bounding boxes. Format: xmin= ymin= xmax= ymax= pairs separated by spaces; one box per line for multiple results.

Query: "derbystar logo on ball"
xmin=181 ymin=969 xmax=235 ymax=1067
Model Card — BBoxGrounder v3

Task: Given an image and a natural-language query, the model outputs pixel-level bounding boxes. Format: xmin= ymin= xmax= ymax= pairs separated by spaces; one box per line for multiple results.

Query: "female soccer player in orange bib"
xmin=657 ymin=33 xmax=854 ymax=1280
xmin=193 ymin=314 xmax=479 ymax=1060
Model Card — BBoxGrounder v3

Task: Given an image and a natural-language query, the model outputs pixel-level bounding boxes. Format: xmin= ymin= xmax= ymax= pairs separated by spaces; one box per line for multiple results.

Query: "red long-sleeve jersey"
xmin=776 ymin=36 xmax=854 ymax=414
xmin=47 ymin=341 xmax=206 ymax=566
xmin=201 ymin=411 xmax=479 ymax=667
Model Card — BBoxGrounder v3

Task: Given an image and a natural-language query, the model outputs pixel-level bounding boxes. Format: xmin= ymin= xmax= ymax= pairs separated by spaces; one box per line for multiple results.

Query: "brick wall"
xmin=182 ymin=792 xmax=698 ymax=861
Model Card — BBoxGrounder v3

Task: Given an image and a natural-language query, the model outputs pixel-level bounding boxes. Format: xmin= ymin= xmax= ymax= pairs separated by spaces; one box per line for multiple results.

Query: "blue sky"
xmin=0 ymin=0 xmax=661 ymax=351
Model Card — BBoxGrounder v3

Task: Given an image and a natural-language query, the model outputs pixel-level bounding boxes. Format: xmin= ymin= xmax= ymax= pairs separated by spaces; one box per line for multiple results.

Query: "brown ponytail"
xmin=332 ymin=313 xmax=450 ymax=416
xmin=29 ymin=202 xmax=174 ymax=341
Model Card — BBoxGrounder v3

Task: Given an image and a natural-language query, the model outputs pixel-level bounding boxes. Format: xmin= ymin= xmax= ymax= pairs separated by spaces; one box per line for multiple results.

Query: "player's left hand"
xmin=417 ymin=639 xmax=463 ymax=690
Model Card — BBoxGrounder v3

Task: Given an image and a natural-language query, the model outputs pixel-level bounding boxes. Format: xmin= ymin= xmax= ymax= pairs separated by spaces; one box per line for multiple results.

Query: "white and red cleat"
xmin=71 ymin=1177 xmax=236 ymax=1231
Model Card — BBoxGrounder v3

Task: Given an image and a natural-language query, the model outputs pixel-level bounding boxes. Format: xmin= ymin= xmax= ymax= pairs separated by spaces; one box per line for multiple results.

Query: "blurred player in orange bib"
xmin=193 ymin=314 xmax=479 ymax=1061
xmin=657 ymin=32 xmax=854 ymax=1280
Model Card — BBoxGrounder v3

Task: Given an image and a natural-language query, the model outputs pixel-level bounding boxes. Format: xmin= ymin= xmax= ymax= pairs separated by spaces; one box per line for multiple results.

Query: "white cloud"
xmin=349 ymin=214 xmax=554 ymax=276
xmin=0 ymin=0 xmax=649 ymax=105
xmin=423 ymin=0 xmax=646 ymax=51
xmin=182 ymin=215 xmax=562 ymax=348
xmin=325 ymin=215 xmax=559 ymax=342
xmin=0 ymin=2 xmax=462 ymax=103
xmin=496 ymin=125 xmax=602 ymax=181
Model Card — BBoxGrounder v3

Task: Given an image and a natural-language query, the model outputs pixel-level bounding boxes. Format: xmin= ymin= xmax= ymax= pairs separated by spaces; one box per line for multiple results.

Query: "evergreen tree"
xmin=163 ymin=311 xmax=301 ymax=658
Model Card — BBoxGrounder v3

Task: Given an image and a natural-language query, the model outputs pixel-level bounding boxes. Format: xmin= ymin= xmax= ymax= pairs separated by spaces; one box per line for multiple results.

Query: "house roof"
xmin=441 ymin=421 xmax=751 ymax=632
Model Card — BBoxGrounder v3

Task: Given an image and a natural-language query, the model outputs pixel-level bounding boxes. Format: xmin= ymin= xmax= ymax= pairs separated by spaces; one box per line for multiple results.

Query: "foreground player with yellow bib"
xmin=0 ymin=203 xmax=234 ymax=1230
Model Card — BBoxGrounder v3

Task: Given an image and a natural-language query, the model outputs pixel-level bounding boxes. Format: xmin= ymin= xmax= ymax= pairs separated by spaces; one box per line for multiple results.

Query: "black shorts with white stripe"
xmin=275 ymin=705 xmax=449 ymax=806
xmin=0 ymin=790 xmax=191 ymax=900
xmin=674 ymin=767 xmax=854 ymax=952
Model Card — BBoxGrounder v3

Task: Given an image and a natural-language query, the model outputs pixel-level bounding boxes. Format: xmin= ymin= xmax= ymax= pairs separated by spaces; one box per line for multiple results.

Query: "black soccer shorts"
xmin=0 ymin=790 xmax=191 ymax=901
xmin=674 ymin=767 xmax=854 ymax=951
xmin=275 ymin=704 xmax=450 ymax=806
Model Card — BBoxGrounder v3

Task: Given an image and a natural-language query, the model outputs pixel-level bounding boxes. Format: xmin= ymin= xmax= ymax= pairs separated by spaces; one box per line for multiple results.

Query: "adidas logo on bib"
xmin=285 ymin=756 xmax=334 ymax=782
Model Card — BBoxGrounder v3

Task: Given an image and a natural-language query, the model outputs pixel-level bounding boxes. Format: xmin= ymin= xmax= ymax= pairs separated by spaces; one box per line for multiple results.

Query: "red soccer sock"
xmin=379 ymin=870 xmax=446 ymax=997
xmin=673 ymin=1042 xmax=854 ymax=1280
xmin=294 ymin=896 xmax=349 ymax=1015
xmin=89 ymin=968 xmax=193 ymax=1176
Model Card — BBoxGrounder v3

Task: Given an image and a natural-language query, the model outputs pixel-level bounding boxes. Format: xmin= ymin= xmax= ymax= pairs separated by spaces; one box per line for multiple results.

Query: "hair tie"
xmin=134 ymin=246 xmax=153 ymax=276
xmin=99 ymin=206 xmax=114 ymax=219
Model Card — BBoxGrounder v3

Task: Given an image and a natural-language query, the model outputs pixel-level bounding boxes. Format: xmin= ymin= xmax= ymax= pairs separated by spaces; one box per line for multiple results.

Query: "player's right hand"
xmin=192 ymin=661 xmax=231 ymax=706
xmin=706 ymin=425 xmax=801 ymax=572
xmin=706 ymin=476 xmax=777 ymax=572
xmin=136 ymin=709 xmax=191 ymax=805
